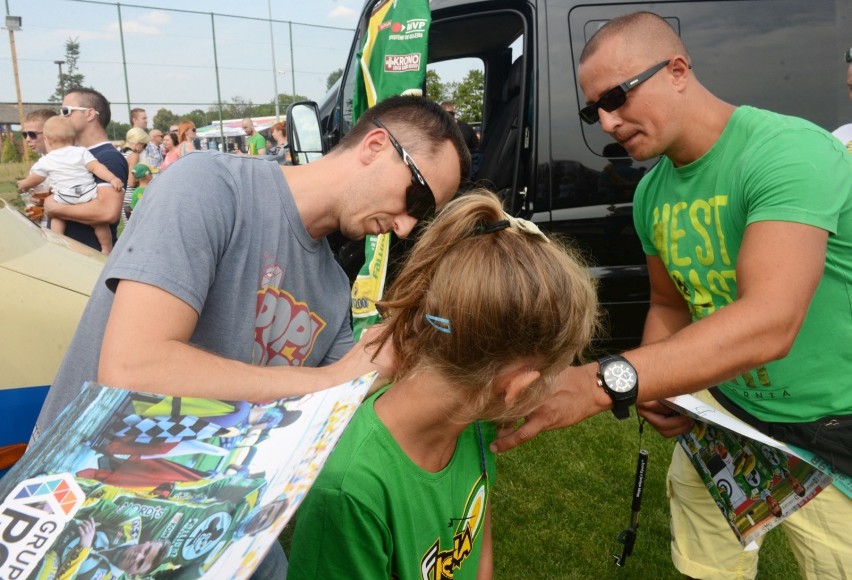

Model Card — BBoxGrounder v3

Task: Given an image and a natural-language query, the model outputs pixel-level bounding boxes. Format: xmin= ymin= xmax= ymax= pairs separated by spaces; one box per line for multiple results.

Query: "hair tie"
xmin=479 ymin=219 xmax=510 ymax=234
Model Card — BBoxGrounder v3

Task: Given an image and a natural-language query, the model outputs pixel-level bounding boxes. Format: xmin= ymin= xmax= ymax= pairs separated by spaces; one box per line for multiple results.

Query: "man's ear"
xmin=500 ymin=367 xmax=541 ymax=406
xmin=670 ymin=55 xmax=691 ymax=90
xmin=359 ymin=127 xmax=389 ymax=166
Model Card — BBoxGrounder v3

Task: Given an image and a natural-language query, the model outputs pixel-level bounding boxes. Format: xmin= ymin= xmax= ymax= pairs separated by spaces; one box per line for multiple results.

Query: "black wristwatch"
xmin=597 ymin=355 xmax=638 ymax=420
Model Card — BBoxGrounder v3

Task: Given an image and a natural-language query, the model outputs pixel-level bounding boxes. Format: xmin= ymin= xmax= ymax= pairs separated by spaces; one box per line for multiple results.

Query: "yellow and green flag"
xmin=350 ymin=0 xmax=431 ymax=341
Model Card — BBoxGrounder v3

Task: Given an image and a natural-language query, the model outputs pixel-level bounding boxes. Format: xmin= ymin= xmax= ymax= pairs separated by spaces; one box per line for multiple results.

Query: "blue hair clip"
xmin=425 ymin=314 xmax=451 ymax=334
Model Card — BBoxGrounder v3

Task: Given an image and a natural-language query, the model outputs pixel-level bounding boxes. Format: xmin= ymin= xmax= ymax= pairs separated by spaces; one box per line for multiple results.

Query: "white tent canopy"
xmin=195 ymin=116 xmax=279 ymax=139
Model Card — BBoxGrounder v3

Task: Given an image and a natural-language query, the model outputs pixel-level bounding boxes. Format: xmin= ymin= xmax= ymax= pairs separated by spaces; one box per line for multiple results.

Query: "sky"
xmin=1 ymin=0 xmax=368 ymax=124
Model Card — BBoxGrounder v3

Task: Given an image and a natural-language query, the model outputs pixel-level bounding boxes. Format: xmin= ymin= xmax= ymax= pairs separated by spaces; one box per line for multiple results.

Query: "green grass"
xmin=0 ymin=161 xmax=29 ymax=205
xmin=490 ymin=412 xmax=798 ymax=579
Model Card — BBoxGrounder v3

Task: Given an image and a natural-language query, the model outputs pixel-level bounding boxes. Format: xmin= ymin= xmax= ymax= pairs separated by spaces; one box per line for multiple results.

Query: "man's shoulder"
xmin=88 ymin=142 xmax=125 ymax=163
xmin=735 ymin=106 xmax=827 ymax=138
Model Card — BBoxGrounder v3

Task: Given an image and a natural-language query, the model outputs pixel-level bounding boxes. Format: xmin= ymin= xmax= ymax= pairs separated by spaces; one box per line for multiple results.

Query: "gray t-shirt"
xmin=34 ymin=152 xmax=352 ymax=438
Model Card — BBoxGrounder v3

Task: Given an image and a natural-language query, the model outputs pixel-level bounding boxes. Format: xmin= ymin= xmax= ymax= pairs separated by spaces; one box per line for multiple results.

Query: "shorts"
xmin=668 ymin=390 xmax=852 ymax=580
xmin=54 ymin=183 xmax=98 ymax=205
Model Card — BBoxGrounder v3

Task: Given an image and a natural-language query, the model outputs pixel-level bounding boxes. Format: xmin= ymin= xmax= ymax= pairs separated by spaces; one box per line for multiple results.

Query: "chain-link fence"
xmin=1 ymin=0 xmax=355 ymax=128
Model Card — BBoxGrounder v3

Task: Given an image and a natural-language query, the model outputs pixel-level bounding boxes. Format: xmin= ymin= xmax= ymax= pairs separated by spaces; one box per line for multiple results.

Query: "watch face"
xmin=602 ymin=361 xmax=637 ymax=393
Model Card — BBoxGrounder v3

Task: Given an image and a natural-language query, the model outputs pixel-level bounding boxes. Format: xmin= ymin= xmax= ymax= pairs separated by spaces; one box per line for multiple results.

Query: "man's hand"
xmin=637 ymin=400 xmax=693 ymax=437
xmin=490 ymin=363 xmax=608 ymax=453
xmin=43 ymin=195 xmax=58 ymax=218
xmin=110 ymin=177 xmax=123 ymax=191
xmin=332 ymin=324 xmax=396 ymax=394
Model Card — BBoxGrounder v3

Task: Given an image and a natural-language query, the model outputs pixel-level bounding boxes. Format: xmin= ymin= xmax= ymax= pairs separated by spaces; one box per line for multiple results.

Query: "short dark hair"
xmin=337 ymin=95 xmax=471 ymax=181
xmin=131 ymin=107 xmax=146 ymax=119
xmin=67 ymin=87 xmax=112 ymax=128
xmin=25 ymin=108 xmax=58 ymax=123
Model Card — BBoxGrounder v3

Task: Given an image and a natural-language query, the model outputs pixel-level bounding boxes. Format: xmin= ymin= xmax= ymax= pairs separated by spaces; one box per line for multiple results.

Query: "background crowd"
xmin=18 ymin=96 xmax=291 ymax=253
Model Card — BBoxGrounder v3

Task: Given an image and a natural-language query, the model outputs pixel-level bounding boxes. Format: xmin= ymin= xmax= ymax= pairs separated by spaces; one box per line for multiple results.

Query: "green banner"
xmin=351 ymin=0 xmax=431 ymax=342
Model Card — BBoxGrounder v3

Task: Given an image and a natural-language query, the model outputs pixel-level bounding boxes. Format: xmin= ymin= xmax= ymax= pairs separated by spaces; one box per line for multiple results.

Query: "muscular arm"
xmin=634 ymin=255 xmax=695 ymax=435
xmin=99 ymin=280 xmax=389 ymax=400
xmin=44 ymin=185 xmax=123 ymax=225
xmin=493 ymin=220 xmax=828 ymax=452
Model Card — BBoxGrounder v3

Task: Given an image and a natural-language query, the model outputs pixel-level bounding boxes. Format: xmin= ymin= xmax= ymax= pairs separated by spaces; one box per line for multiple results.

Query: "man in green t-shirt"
xmin=242 ymin=118 xmax=267 ymax=156
xmin=492 ymin=11 xmax=852 ymax=579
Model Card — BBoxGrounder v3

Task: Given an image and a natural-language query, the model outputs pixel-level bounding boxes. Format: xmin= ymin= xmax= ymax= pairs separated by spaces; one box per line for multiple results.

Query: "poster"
xmin=0 ymin=373 xmax=374 ymax=579
xmin=665 ymin=394 xmax=833 ymax=547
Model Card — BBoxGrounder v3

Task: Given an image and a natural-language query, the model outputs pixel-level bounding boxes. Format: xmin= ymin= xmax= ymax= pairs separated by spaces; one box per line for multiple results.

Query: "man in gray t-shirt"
xmin=34 ymin=96 xmax=469 ymax=580
xmin=35 ymin=95 xmax=470 ymax=438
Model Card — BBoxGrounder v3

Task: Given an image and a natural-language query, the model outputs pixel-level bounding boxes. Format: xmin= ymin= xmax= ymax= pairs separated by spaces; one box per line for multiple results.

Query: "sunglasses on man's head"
xmin=371 ymin=116 xmax=436 ymax=222
xmin=21 ymin=131 xmax=43 ymax=140
xmin=579 ymin=60 xmax=671 ymax=125
xmin=59 ymin=106 xmax=99 ymax=117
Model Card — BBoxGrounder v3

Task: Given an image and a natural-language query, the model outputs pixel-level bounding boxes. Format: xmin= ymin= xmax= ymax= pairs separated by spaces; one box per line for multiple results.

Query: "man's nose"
xmin=598 ymin=108 xmax=622 ymax=134
xmin=394 ymin=214 xmax=419 ymax=239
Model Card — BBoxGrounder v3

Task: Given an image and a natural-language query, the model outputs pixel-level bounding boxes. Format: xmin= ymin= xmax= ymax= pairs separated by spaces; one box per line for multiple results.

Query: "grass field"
xmin=0 ymin=158 xmax=799 ymax=578
xmin=489 ymin=412 xmax=798 ymax=579
xmin=0 ymin=161 xmax=29 ymax=206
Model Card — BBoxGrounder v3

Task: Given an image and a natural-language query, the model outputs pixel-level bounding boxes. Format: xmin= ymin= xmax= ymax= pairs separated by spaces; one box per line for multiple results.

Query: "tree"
xmin=1 ymin=135 xmax=21 ymax=162
xmin=212 ymin=96 xmax=255 ymax=120
xmin=326 ymin=68 xmax=344 ymax=91
xmin=272 ymin=93 xmax=310 ymax=114
xmin=425 ymin=69 xmax=445 ymax=103
xmin=153 ymin=108 xmax=180 ymax=133
xmin=184 ymin=109 xmax=211 ymax=129
xmin=106 ymin=121 xmax=131 ymax=143
xmin=49 ymin=38 xmax=85 ymax=103
xmin=452 ymin=69 xmax=484 ymax=122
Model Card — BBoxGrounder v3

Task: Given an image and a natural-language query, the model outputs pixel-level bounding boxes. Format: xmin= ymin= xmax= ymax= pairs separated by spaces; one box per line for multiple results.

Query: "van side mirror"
xmin=286 ymin=101 xmax=325 ymax=165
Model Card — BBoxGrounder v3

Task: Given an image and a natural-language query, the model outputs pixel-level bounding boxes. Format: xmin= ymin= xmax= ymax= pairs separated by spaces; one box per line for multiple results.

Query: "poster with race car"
xmin=0 ymin=373 xmax=375 ymax=579
xmin=664 ymin=393 xmax=833 ymax=547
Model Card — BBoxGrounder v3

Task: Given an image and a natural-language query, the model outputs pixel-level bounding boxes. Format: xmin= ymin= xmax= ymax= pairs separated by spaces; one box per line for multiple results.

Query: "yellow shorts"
xmin=667 ymin=390 xmax=852 ymax=580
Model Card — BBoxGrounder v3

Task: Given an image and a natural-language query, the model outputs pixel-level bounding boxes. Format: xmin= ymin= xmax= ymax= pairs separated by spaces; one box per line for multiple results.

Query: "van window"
xmin=428 ymin=9 xmax=531 ymax=202
xmin=428 ymin=57 xmax=484 ymax=125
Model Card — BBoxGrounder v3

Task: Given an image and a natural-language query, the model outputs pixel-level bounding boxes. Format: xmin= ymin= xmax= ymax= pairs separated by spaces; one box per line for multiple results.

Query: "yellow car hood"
xmin=0 ymin=199 xmax=105 ymax=295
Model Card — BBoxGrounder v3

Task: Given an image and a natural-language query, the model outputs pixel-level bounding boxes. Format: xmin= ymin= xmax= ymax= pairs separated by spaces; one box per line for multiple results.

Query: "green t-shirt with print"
xmin=634 ymin=106 xmax=852 ymax=423
xmin=246 ymin=132 xmax=266 ymax=155
xmin=130 ymin=185 xmax=145 ymax=209
xmin=288 ymin=387 xmax=496 ymax=579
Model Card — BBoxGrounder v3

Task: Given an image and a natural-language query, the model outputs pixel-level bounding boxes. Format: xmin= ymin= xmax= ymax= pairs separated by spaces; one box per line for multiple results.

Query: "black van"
xmin=290 ymin=0 xmax=850 ymax=349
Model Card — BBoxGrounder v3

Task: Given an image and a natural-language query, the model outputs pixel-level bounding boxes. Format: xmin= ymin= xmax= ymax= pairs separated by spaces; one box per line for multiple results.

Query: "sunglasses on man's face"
xmin=21 ymin=131 xmax=43 ymax=140
xmin=579 ymin=60 xmax=671 ymax=125
xmin=371 ymin=117 xmax=436 ymax=222
xmin=60 ymin=106 xmax=98 ymax=117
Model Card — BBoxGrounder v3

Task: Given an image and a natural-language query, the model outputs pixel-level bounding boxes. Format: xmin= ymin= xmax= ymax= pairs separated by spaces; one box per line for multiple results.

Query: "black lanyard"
xmin=614 ymin=416 xmax=649 ymax=567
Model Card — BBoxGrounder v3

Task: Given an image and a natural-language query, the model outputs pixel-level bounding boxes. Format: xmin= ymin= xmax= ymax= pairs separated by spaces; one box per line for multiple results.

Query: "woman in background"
xmin=268 ymin=121 xmax=290 ymax=164
xmin=177 ymin=121 xmax=196 ymax=157
xmin=159 ymin=132 xmax=180 ymax=171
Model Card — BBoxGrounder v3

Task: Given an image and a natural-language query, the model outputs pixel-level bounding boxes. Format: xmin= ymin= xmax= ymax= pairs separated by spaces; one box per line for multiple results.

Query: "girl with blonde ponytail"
xmin=289 ymin=190 xmax=600 ymax=579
